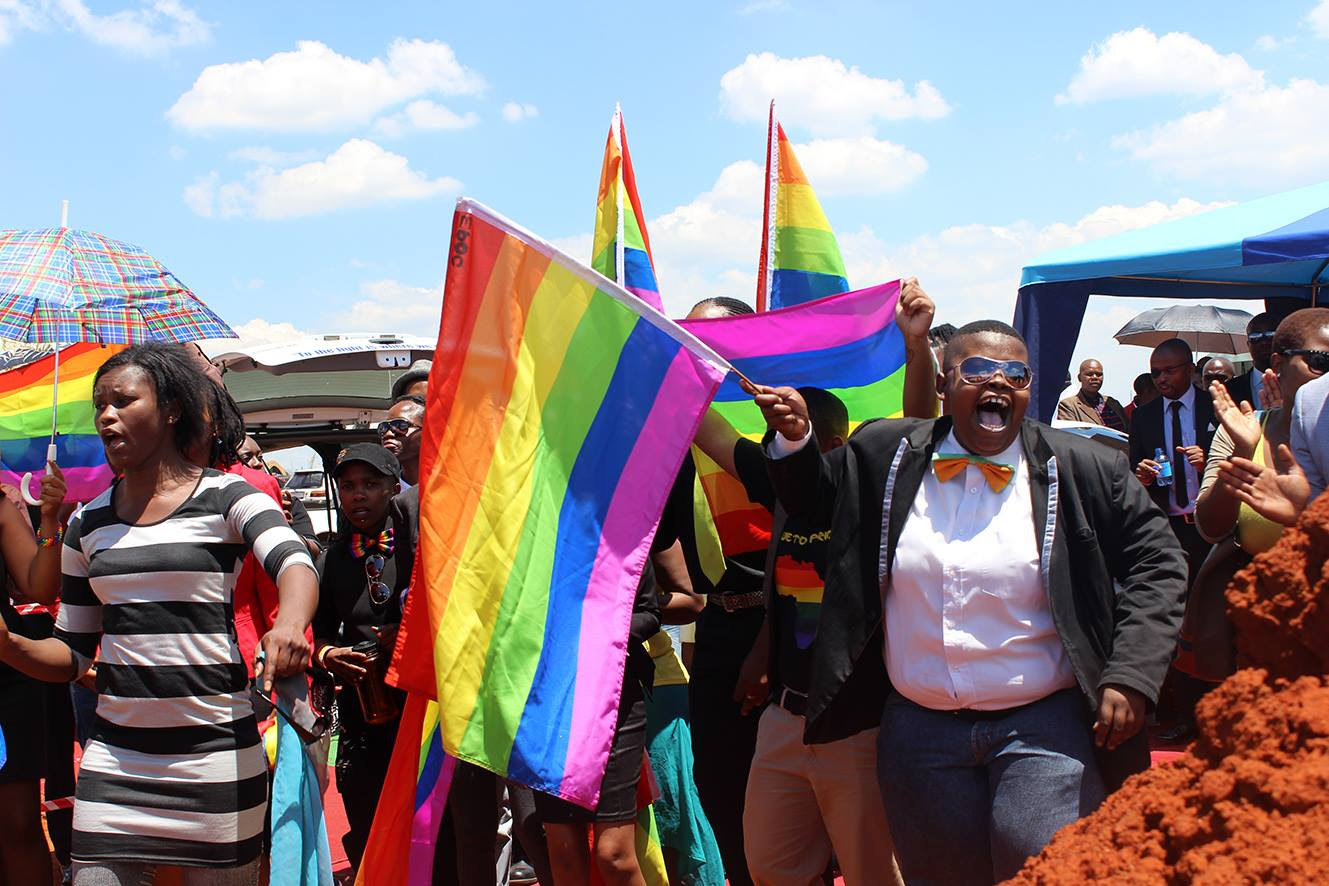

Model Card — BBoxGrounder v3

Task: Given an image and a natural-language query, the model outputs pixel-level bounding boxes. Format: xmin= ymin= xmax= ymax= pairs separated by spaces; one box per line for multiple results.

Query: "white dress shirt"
xmin=770 ymin=427 xmax=1075 ymax=711
xmin=1159 ymin=385 xmax=1198 ymax=516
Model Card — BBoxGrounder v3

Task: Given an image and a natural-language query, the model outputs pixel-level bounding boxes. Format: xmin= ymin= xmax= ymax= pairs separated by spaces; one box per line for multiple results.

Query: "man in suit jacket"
xmin=1227 ymin=312 xmax=1277 ymax=408
xmin=1127 ymin=338 xmax=1217 ymax=576
xmin=752 ymin=321 xmax=1186 ymax=886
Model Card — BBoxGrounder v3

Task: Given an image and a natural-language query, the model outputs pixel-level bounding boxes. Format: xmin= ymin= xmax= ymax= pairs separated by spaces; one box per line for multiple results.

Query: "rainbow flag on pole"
xmin=0 ymin=342 xmax=124 ymax=501
xmin=389 ymin=199 xmax=730 ymax=807
xmin=755 ymin=101 xmax=850 ymax=312
xmin=682 ymin=280 xmax=906 ymax=540
xmin=592 ymin=105 xmax=663 ymax=311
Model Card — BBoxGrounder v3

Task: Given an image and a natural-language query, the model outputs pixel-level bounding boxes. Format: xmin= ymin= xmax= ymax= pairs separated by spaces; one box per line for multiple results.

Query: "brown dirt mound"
xmin=1007 ymin=493 xmax=1329 ymax=885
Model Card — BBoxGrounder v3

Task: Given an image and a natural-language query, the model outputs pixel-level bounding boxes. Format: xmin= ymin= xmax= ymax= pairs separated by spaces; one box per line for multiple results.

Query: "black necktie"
xmin=1170 ymin=400 xmax=1189 ymax=509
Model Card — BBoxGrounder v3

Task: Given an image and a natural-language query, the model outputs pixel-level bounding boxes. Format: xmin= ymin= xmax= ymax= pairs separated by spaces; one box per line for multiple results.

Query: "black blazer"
xmin=1226 ymin=370 xmax=1257 ymax=411
xmin=1127 ymin=388 xmax=1217 ymax=513
xmin=765 ymin=417 xmax=1187 ymax=782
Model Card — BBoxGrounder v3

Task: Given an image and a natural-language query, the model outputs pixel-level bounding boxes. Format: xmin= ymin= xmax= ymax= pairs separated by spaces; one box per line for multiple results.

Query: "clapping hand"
xmin=1216 ymin=444 xmax=1310 ymax=527
xmin=1210 ymin=381 xmax=1261 ymax=458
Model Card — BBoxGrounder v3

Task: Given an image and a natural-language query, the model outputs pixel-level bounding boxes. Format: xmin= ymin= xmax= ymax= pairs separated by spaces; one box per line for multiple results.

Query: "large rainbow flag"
xmin=681 ymin=280 xmax=906 ymax=540
xmin=592 ymin=105 xmax=663 ymax=311
xmin=389 ymin=199 xmax=730 ymax=809
xmin=0 ymin=342 xmax=124 ymax=501
xmin=755 ymin=101 xmax=850 ymax=312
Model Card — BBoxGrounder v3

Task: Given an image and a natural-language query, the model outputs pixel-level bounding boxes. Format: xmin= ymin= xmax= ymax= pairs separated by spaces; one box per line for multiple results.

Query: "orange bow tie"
xmin=931 ymin=453 xmax=1015 ymax=493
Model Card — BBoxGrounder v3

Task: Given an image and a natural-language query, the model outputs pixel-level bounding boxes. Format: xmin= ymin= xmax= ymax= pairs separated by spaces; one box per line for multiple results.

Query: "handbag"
xmin=1180 ymin=535 xmax=1251 ymax=681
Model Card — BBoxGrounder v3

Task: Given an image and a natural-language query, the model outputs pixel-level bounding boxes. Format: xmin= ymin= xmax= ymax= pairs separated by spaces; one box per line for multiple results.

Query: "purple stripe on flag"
xmin=408 ymin=751 xmax=457 ymax=883
xmin=682 ymin=280 xmax=900 ymax=360
xmin=557 ymin=348 xmax=726 ymax=801
xmin=0 ymin=465 xmax=113 ymax=502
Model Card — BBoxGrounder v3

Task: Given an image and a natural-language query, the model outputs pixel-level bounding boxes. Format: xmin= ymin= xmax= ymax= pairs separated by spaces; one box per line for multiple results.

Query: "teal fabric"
xmin=645 ymin=683 xmax=725 ymax=885
xmin=270 ymin=719 xmax=334 ymax=886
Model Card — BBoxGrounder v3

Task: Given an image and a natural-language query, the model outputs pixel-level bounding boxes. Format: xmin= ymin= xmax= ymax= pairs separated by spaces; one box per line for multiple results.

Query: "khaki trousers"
xmin=742 ymin=704 xmax=902 ymax=886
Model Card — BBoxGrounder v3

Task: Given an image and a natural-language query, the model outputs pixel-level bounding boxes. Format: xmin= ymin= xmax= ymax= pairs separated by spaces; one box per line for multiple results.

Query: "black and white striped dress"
xmin=54 ymin=469 xmax=315 ymax=868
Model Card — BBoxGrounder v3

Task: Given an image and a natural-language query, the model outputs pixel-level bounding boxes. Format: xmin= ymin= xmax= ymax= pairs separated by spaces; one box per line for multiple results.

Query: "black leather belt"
xmin=709 ymin=591 xmax=765 ymax=613
xmin=774 ymin=685 xmax=808 ymax=716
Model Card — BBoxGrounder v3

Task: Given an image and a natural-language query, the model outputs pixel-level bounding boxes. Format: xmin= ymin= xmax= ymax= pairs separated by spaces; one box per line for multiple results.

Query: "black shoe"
xmin=1156 ymin=722 xmax=1196 ymax=745
xmin=510 ymin=860 xmax=538 ymax=885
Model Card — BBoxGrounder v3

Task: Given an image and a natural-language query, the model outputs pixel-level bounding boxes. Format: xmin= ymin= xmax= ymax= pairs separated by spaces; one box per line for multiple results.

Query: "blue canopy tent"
xmin=1015 ymin=180 xmax=1329 ymax=420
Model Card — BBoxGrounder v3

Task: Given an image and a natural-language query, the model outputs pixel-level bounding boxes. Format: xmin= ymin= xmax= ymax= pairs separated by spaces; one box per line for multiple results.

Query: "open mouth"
xmin=100 ymin=430 xmax=125 ymax=451
xmin=976 ymin=395 xmax=1011 ymax=432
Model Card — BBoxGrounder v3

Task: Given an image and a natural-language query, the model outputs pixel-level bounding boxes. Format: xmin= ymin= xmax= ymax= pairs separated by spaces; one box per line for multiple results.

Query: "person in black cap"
xmin=391 ymin=358 xmax=432 ymax=401
xmin=313 ymin=443 xmax=501 ymax=882
xmin=312 ymin=443 xmax=409 ymax=870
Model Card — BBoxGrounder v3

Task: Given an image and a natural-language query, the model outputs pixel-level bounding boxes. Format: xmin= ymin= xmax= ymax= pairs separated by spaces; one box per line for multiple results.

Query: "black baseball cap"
xmin=391 ymin=359 xmax=432 ymax=400
xmin=332 ymin=443 xmax=401 ymax=479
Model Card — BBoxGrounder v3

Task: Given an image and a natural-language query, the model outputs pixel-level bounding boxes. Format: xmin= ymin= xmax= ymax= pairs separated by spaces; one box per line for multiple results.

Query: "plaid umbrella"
xmin=0 ymin=227 xmax=234 ymax=343
xmin=0 ymin=227 xmax=235 ymax=503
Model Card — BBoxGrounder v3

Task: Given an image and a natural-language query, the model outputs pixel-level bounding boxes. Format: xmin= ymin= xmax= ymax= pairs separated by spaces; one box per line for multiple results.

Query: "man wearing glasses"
xmin=1229 ymin=312 xmax=1278 ymax=408
xmin=1128 ymin=338 xmax=1217 ymax=576
xmin=378 ymin=395 xmax=425 ymax=489
xmin=750 ymin=320 xmax=1185 ymax=885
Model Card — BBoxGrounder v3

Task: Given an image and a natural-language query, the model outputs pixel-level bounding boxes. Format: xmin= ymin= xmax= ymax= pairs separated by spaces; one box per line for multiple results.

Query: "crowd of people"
xmin=0 ymin=286 xmax=1325 ymax=886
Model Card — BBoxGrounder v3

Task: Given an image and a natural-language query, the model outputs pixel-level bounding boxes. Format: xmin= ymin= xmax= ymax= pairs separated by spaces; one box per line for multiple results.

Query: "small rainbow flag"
xmin=388 ymin=199 xmax=729 ymax=808
xmin=681 ymin=280 xmax=906 ymax=548
xmin=592 ymin=105 xmax=663 ymax=311
xmin=0 ymin=342 xmax=125 ymax=501
xmin=353 ymin=694 xmax=455 ymax=885
xmin=755 ymin=101 xmax=850 ymax=312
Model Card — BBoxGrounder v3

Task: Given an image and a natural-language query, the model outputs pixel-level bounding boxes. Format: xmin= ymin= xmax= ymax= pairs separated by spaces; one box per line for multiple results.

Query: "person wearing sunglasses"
xmin=1212 ymin=308 xmax=1329 ymax=531
xmin=1227 ymin=312 xmax=1279 ymax=409
xmin=750 ymin=320 xmax=1186 ymax=885
xmin=377 ymin=395 xmax=425 ymax=488
xmin=1187 ymin=309 xmax=1329 ymax=682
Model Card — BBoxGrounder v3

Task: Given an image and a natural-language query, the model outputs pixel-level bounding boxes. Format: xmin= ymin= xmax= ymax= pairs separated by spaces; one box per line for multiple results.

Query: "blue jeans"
xmin=876 ymin=689 xmax=1105 ymax=885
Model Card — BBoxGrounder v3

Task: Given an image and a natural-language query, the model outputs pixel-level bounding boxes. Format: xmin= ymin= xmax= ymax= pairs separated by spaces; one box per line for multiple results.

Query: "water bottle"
xmin=1154 ymin=447 xmax=1174 ymax=487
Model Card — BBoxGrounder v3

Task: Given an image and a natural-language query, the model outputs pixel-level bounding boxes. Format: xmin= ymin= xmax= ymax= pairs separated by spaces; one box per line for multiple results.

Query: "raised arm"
xmin=21 ymin=464 xmax=68 ymax=605
xmin=896 ymin=277 xmax=939 ymax=420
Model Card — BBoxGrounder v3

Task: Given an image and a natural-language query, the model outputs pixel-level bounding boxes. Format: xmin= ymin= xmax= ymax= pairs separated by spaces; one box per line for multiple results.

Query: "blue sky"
xmin=4 ymin=0 xmax=1329 ymax=403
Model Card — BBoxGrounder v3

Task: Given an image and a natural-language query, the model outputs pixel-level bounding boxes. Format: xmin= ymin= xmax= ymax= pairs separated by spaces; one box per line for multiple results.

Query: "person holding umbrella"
xmin=0 ymin=343 xmax=318 ymax=884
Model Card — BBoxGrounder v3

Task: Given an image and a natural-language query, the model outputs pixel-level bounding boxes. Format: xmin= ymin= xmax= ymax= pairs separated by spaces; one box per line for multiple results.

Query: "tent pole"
xmin=1309 ymin=257 xmax=1329 ymax=307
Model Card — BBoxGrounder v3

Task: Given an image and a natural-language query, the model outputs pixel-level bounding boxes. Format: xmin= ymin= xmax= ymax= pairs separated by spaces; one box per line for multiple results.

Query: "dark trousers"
xmin=431 ymin=761 xmax=502 ymax=886
xmin=689 ymin=604 xmax=764 ymax=886
xmin=877 ymin=690 xmax=1105 ymax=886
xmin=335 ymin=718 xmax=399 ymax=870
xmin=1165 ymin=515 xmax=1217 ymax=726
xmin=44 ymin=681 xmax=76 ymax=867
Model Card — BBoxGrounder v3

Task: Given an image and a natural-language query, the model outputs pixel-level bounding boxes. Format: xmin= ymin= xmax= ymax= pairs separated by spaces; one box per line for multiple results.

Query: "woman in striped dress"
xmin=0 ymin=343 xmax=318 ymax=885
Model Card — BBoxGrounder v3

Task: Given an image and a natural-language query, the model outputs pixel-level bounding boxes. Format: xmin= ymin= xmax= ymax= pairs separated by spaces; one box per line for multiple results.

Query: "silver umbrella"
xmin=1113 ymin=304 xmax=1254 ymax=354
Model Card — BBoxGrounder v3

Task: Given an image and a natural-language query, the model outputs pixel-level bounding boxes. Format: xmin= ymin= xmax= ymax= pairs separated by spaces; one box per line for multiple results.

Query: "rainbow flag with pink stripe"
xmin=592 ymin=105 xmax=663 ymax=311
xmin=389 ymin=198 xmax=729 ymax=807
xmin=0 ymin=342 xmax=124 ymax=501
xmin=756 ymin=101 xmax=850 ymax=311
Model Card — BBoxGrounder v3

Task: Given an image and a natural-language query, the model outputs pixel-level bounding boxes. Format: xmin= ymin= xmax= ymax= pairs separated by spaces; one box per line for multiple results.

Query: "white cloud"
xmin=1056 ymin=27 xmax=1262 ymax=104
xmin=168 ymin=39 xmax=485 ymax=132
xmin=184 ymin=139 xmax=461 ymax=220
xmin=48 ymin=0 xmax=208 ymax=55
xmin=791 ymin=137 xmax=927 ymax=195
xmin=230 ymin=317 xmax=307 ymax=346
xmin=1309 ymin=0 xmax=1329 ymax=38
xmin=719 ymin=52 xmax=951 ymax=135
xmin=1112 ymin=78 xmax=1329 ymax=186
xmin=227 ymin=146 xmax=321 ymax=165
xmin=1254 ymin=34 xmax=1284 ymax=51
xmin=500 ymin=101 xmax=538 ymax=122
xmin=332 ymin=279 xmax=443 ymax=330
xmin=373 ymin=99 xmax=479 ymax=137
xmin=0 ymin=0 xmax=40 ymax=45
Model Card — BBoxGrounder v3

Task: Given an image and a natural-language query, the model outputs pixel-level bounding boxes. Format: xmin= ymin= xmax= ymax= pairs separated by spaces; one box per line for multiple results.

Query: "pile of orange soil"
xmin=1007 ymin=493 xmax=1329 ymax=885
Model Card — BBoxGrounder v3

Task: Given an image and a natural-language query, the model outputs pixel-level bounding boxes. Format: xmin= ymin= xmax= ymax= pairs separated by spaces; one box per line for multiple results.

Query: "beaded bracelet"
xmin=36 ymin=526 xmax=64 ymax=548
